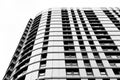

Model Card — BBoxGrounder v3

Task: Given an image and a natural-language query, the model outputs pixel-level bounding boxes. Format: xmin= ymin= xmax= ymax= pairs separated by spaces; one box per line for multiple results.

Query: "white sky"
xmin=0 ymin=0 xmax=120 ymax=79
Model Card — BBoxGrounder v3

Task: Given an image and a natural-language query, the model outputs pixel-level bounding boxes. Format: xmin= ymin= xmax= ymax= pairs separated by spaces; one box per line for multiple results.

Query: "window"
xmin=43 ymin=41 xmax=48 ymax=46
xmin=96 ymin=60 xmax=103 ymax=67
xmin=106 ymin=55 xmax=111 ymax=58
xmin=86 ymin=68 xmax=93 ymax=76
xmin=85 ymin=31 xmax=90 ymax=34
xmin=84 ymin=60 xmax=91 ymax=67
xmin=101 ymin=72 xmax=106 ymax=75
xmin=63 ymin=32 xmax=72 ymax=35
xmin=44 ymin=36 xmax=49 ymax=40
xmin=80 ymin=46 xmax=86 ymax=51
xmin=112 ymin=68 xmax=120 ymax=75
xmin=91 ymin=46 xmax=97 ymax=51
xmin=97 ymin=36 xmax=111 ymax=40
xmin=17 ymin=59 xmax=30 ymax=70
xmin=99 ymin=68 xmax=107 ymax=75
xmin=82 ymin=52 xmax=88 ymax=58
xmin=105 ymin=52 xmax=120 ymax=59
xmin=63 ymin=36 xmax=72 ymax=40
xmin=87 ymin=36 xmax=92 ymax=39
xmin=40 ymin=61 xmax=46 ymax=67
xmin=39 ymin=69 xmax=45 ymax=76
xmin=63 ymin=28 xmax=71 ymax=31
xmin=42 ymin=47 xmax=48 ymax=52
xmin=84 ymin=27 xmax=88 ymax=30
xmin=78 ymin=36 xmax=82 ymax=39
xmin=65 ymin=60 xmax=78 ymax=66
xmin=110 ymin=63 xmax=116 ymax=66
xmin=93 ymin=52 xmax=100 ymax=58
xmin=79 ymin=41 xmax=84 ymax=45
xmin=41 ymin=53 xmax=47 ymax=59
xmin=66 ymin=68 xmax=79 ymax=75
xmin=89 ymin=41 xmax=94 ymax=44
xmin=64 ymin=41 xmax=73 ymax=45
xmin=64 ymin=46 xmax=75 ymax=51
xmin=65 ymin=52 xmax=76 ymax=58
xmin=102 ymin=46 xmax=118 ymax=51
xmin=97 ymin=63 xmax=103 ymax=67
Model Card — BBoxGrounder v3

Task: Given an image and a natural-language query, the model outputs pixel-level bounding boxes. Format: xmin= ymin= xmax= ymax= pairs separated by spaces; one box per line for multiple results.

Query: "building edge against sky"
xmin=3 ymin=7 xmax=120 ymax=80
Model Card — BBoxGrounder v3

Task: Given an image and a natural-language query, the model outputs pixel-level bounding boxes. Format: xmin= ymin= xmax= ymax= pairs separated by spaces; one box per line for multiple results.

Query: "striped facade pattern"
xmin=3 ymin=8 xmax=120 ymax=80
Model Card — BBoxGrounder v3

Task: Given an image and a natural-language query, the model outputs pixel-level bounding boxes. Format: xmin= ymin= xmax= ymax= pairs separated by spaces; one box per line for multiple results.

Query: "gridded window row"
xmin=66 ymin=68 xmax=109 ymax=76
xmin=94 ymin=31 xmax=108 ymax=35
xmin=13 ymin=66 xmax=28 ymax=80
xmin=30 ymin=15 xmax=41 ymax=33
xmin=108 ymin=60 xmax=120 ymax=67
xmin=23 ymin=41 xmax=34 ymax=50
xmin=65 ymin=57 xmax=119 ymax=67
xmin=96 ymin=35 xmax=111 ymax=40
xmin=46 ymin=11 xmax=51 ymax=25
xmin=105 ymin=52 xmax=120 ymax=59
xmin=113 ymin=10 xmax=120 ymax=17
xmin=18 ymin=77 xmax=120 ymax=80
xmin=17 ymin=58 xmax=30 ymax=71
xmin=20 ymin=16 xmax=41 ymax=63
xmin=64 ymin=52 xmax=100 ymax=59
xmin=21 ymin=46 xmax=33 ymax=56
xmin=66 ymin=78 xmax=116 ymax=80
xmin=26 ymin=36 xmax=36 ymax=45
xmin=19 ymin=52 xmax=32 ymax=63
xmin=103 ymin=10 xmax=120 ymax=31
xmin=101 ymin=46 xmax=118 ymax=51
xmin=84 ymin=60 xmax=103 ymax=67
xmin=91 ymin=26 xmax=104 ymax=29
xmin=99 ymin=40 xmax=115 ymax=45
xmin=67 ymin=78 xmax=120 ymax=80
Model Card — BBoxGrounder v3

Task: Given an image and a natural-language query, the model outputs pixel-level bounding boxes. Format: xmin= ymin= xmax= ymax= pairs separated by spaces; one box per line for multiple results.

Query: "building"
xmin=3 ymin=8 xmax=120 ymax=80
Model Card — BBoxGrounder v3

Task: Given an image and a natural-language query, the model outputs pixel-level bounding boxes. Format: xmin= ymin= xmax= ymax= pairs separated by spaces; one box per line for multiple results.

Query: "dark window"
xmin=40 ymin=61 xmax=46 ymax=67
xmin=66 ymin=68 xmax=79 ymax=75
xmin=41 ymin=53 xmax=47 ymax=59
xmin=112 ymin=68 xmax=120 ymax=75
xmin=99 ymin=68 xmax=107 ymax=75
xmin=65 ymin=52 xmax=76 ymax=58
xmin=39 ymin=69 xmax=45 ymax=76
xmin=65 ymin=60 xmax=78 ymax=66
xmin=86 ymin=68 xmax=93 ymax=76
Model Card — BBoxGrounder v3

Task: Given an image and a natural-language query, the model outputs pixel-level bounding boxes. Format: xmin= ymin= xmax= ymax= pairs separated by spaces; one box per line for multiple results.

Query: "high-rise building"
xmin=3 ymin=8 xmax=120 ymax=80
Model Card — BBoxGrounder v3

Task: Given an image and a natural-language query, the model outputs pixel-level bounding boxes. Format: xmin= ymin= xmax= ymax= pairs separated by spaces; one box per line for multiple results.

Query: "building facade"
xmin=3 ymin=8 xmax=120 ymax=80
